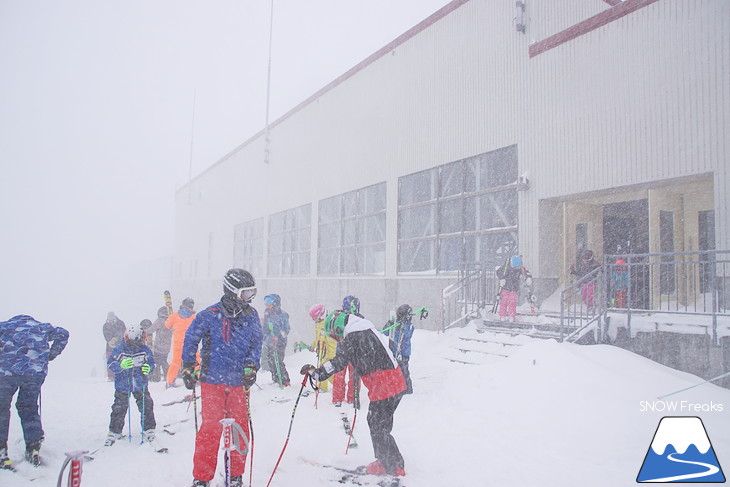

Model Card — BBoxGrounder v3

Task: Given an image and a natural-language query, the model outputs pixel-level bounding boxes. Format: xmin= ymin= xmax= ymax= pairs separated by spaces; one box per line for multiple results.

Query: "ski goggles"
xmin=236 ymin=286 xmax=257 ymax=302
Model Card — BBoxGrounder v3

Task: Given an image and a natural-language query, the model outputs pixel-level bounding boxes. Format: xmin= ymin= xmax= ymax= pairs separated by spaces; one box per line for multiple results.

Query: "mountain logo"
xmin=637 ymin=416 xmax=725 ymax=483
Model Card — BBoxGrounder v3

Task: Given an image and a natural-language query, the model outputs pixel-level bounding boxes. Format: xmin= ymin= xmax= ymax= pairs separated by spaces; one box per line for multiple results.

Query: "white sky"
xmin=0 ymin=0 xmax=453 ymax=331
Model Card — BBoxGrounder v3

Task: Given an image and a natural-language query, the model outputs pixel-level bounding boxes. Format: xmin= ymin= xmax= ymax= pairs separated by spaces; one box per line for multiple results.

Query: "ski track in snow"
xmin=1 ymin=324 xmax=729 ymax=486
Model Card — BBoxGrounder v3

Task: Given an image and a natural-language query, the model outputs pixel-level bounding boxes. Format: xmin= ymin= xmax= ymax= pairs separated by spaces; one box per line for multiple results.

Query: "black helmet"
xmin=140 ymin=319 xmax=152 ymax=330
xmin=396 ymin=304 xmax=413 ymax=322
xmin=342 ymin=295 xmax=360 ymax=315
xmin=181 ymin=297 xmax=195 ymax=311
xmin=157 ymin=306 xmax=168 ymax=319
xmin=223 ymin=268 xmax=257 ymax=302
xmin=583 ymin=249 xmax=594 ymax=262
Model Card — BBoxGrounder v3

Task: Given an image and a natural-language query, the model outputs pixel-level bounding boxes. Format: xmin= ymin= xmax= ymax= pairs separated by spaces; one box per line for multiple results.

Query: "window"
xmin=233 ymin=218 xmax=264 ymax=279
xmin=318 ymin=182 xmax=386 ymax=276
xmin=268 ymin=204 xmax=311 ymax=277
xmin=397 ymin=145 xmax=518 ymax=273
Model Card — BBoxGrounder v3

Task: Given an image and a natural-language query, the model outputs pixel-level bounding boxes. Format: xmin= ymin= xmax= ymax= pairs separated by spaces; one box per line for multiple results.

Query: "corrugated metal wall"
xmin=173 ymin=0 xmax=729 ymax=325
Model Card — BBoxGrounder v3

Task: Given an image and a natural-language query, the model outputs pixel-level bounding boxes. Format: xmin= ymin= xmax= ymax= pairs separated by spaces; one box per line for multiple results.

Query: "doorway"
xmin=604 ymin=199 xmax=649 ymax=308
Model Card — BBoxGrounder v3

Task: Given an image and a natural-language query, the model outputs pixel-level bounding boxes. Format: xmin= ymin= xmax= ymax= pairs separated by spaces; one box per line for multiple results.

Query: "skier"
xmin=302 ymin=294 xmax=407 ymax=477
xmin=102 ymin=312 xmax=125 ymax=380
xmin=324 ymin=296 xmax=362 ymax=407
xmin=383 ymin=304 xmax=415 ymax=394
xmin=570 ymin=249 xmax=601 ymax=311
xmin=262 ymin=294 xmax=291 ymax=387
xmin=308 ymin=304 xmax=336 ymax=392
xmin=0 ymin=315 xmax=69 ymax=469
xmin=496 ymin=255 xmax=533 ymax=322
xmin=105 ymin=322 xmax=157 ymax=447
xmin=181 ymin=268 xmax=263 ymax=487
xmin=165 ymin=297 xmax=196 ymax=387
xmin=611 ymin=258 xmax=629 ymax=308
xmin=145 ymin=306 xmax=173 ymax=382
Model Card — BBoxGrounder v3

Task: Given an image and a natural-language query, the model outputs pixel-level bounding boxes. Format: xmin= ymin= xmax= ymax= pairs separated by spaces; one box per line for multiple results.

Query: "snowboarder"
xmin=496 ymin=255 xmax=533 ymax=322
xmin=570 ymin=249 xmax=601 ymax=311
xmin=262 ymin=294 xmax=291 ymax=387
xmin=105 ymin=321 xmax=157 ymax=447
xmin=165 ymin=297 xmax=196 ymax=387
xmin=302 ymin=294 xmax=407 ymax=477
xmin=181 ymin=268 xmax=263 ymax=487
xmin=383 ymin=304 xmax=415 ymax=394
xmin=146 ymin=306 xmax=173 ymax=382
xmin=0 ymin=314 xmax=69 ymax=469
xmin=103 ymin=312 xmax=125 ymax=380
xmin=308 ymin=304 xmax=336 ymax=392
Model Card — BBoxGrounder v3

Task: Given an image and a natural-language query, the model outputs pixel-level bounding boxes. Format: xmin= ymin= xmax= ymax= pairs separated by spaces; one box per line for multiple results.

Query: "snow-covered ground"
xmin=3 ymin=324 xmax=729 ymax=487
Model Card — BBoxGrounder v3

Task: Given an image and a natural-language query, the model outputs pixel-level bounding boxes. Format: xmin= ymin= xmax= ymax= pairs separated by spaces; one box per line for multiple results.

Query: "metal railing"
xmin=604 ymin=250 xmax=729 ymax=343
xmin=560 ymin=266 xmax=605 ymax=342
xmin=440 ymin=264 xmax=496 ymax=331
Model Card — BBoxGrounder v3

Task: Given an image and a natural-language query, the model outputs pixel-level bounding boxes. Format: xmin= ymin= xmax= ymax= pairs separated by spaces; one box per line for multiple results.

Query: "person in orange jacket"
xmin=165 ymin=297 xmax=196 ymax=387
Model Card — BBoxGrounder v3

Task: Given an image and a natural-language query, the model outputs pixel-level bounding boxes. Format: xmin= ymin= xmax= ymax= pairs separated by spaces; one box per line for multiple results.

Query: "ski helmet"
xmin=125 ymin=322 xmax=145 ymax=346
xmin=342 ymin=295 xmax=360 ymax=315
xmin=157 ymin=306 xmax=168 ymax=319
xmin=140 ymin=319 xmax=152 ymax=330
xmin=263 ymin=294 xmax=280 ymax=307
xmin=583 ymin=249 xmax=594 ymax=262
xmin=309 ymin=304 xmax=327 ymax=322
xmin=324 ymin=311 xmax=347 ymax=341
xmin=223 ymin=268 xmax=257 ymax=302
xmin=510 ymin=255 xmax=522 ymax=268
xmin=181 ymin=297 xmax=195 ymax=311
xmin=396 ymin=304 xmax=413 ymax=322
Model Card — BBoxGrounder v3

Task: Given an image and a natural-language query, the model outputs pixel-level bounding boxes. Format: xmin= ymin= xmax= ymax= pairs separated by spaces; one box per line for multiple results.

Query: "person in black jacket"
xmin=103 ymin=312 xmax=126 ymax=380
xmin=301 ymin=295 xmax=407 ymax=477
xmin=496 ymin=255 xmax=532 ymax=322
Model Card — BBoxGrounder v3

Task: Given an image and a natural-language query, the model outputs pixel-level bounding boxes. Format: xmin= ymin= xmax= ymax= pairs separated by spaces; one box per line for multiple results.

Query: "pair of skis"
xmin=299 ymin=457 xmax=403 ymax=487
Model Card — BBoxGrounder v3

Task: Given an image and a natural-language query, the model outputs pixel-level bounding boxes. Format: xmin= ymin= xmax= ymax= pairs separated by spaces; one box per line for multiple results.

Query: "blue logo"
xmin=637 ymin=416 xmax=725 ymax=483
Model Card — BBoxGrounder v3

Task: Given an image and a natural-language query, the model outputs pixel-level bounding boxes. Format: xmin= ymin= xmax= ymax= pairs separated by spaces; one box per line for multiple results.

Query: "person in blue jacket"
xmin=262 ymin=294 xmax=291 ymax=386
xmin=0 ymin=314 xmax=69 ymax=469
xmin=105 ymin=321 xmax=157 ymax=447
xmin=182 ymin=268 xmax=263 ymax=487
xmin=383 ymin=304 xmax=415 ymax=394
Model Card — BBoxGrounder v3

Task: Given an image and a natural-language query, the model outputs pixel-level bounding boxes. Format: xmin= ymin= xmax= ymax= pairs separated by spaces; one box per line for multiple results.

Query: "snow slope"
xmin=3 ymin=324 xmax=729 ymax=486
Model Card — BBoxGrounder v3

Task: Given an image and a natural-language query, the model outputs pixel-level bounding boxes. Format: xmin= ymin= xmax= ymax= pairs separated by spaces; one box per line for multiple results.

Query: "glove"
xmin=120 ymin=358 xmax=134 ymax=369
xmin=242 ymin=367 xmax=257 ymax=389
xmin=141 ymin=363 xmax=151 ymax=375
xmin=525 ymin=277 xmax=533 ymax=287
xmin=300 ymin=364 xmax=316 ymax=375
xmin=182 ymin=362 xmax=198 ymax=390
xmin=499 ymin=279 xmax=506 ymax=288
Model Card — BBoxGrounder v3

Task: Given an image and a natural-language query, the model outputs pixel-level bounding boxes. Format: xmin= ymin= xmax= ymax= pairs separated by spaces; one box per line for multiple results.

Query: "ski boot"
xmin=104 ymin=431 xmax=124 ymax=447
xmin=143 ymin=429 xmax=156 ymax=443
xmin=191 ymin=480 xmax=209 ymax=487
xmin=0 ymin=446 xmax=14 ymax=471
xmin=230 ymin=476 xmax=243 ymax=487
xmin=25 ymin=440 xmax=41 ymax=466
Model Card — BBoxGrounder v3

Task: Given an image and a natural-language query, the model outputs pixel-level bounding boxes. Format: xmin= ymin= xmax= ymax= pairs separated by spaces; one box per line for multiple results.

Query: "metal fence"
xmin=440 ymin=263 xmax=496 ymax=331
xmin=603 ymin=250 xmax=729 ymax=342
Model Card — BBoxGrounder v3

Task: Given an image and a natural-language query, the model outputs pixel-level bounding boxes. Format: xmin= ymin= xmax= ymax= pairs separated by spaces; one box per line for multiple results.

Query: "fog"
xmin=0 ymin=0 xmax=453 ymax=375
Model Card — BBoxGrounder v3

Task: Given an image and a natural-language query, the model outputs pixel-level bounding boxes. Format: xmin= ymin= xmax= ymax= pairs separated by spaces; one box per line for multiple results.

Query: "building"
xmin=173 ymin=0 xmax=729 ymax=342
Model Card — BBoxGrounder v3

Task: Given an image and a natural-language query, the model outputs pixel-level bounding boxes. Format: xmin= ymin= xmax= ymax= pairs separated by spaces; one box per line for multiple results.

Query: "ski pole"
xmin=266 ymin=374 xmax=309 ymax=487
xmin=140 ymin=387 xmax=145 ymax=445
xmin=127 ymin=376 xmax=132 ymax=443
xmin=657 ymin=370 xmax=730 ymax=399
xmin=192 ymin=381 xmax=199 ymax=434
xmin=245 ymin=388 xmax=254 ymax=487
xmin=346 ymin=376 xmax=360 ymax=455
